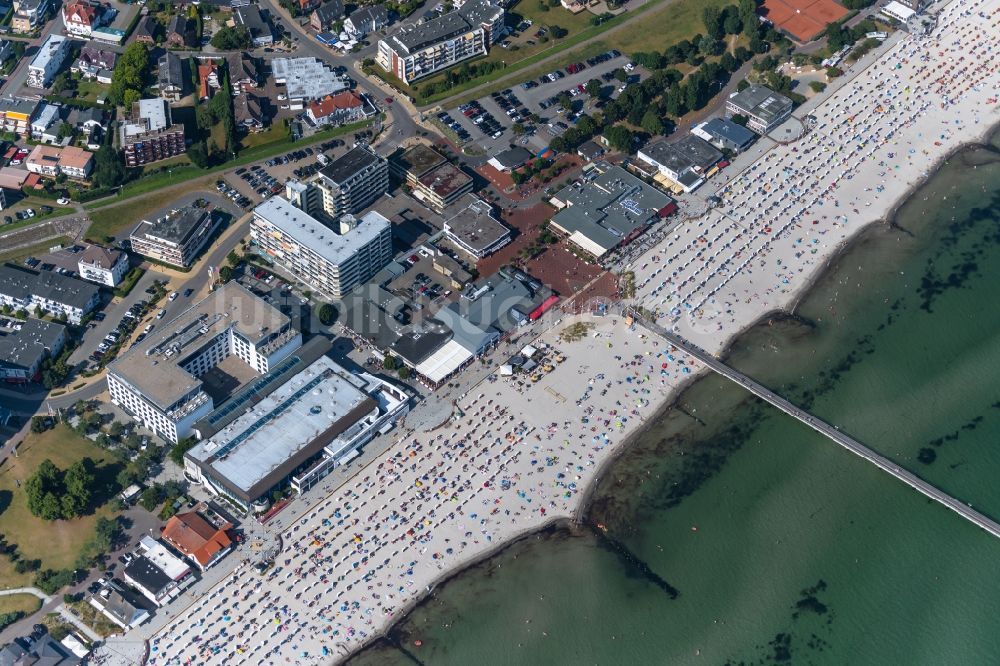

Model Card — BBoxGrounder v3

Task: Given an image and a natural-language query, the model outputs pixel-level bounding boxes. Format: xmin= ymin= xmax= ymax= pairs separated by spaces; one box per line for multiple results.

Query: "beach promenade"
xmin=125 ymin=0 xmax=1000 ymax=663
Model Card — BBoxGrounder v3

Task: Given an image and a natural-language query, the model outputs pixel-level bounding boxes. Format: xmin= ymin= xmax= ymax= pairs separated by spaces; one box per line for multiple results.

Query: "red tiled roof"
xmin=198 ymin=63 xmax=217 ymax=100
xmin=63 ymin=0 xmax=98 ymax=27
xmin=161 ymin=511 xmax=233 ymax=568
xmin=307 ymin=90 xmax=363 ymax=119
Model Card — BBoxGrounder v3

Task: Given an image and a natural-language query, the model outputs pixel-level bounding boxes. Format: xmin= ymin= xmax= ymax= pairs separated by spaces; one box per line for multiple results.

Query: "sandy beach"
xmin=137 ymin=1 xmax=1000 ymax=663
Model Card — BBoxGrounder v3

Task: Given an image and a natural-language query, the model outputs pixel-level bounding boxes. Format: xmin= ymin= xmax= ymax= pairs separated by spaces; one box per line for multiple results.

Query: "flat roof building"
xmin=271 ymin=57 xmax=349 ymax=107
xmin=313 ymin=145 xmax=389 ymax=218
xmin=692 ymin=117 xmax=757 ymax=153
xmin=724 ymin=85 xmax=794 ymax=134
xmin=123 ymin=535 xmax=194 ymax=607
xmin=27 ymin=35 xmax=70 ymax=89
xmin=0 ymin=316 xmax=67 ymax=383
xmin=185 ymin=353 xmax=408 ymax=510
xmin=129 ymin=206 xmax=222 ymax=268
xmin=251 ymin=195 xmax=392 ymax=298
xmin=442 ymin=194 xmax=511 ymax=259
xmin=390 ymin=144 xmax=472 ymax=212
xmin=637 ymin=135 xmax=723 ymax=193
xmin=0 ymin=263 xmax=100 ymax=324
xmin=549 ymin=162 xmax=675 ymax=258
xmin=107 ymin=282 xmax=302 ymax=443
xmin=376 ymin=0 xmax=503 ymax=83
xmin=120 ymin=99 xmax=186 ymax=167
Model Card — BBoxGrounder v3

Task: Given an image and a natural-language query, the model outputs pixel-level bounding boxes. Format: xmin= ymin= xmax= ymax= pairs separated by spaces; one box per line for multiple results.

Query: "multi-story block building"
xmin=107 ymin=282 xmax=302 ymax=443
xmin=77 ymin=244 xmax=129 ymax=287
xmin=390 ymin=144 xmax=472 ymax=212
xmin=129 ymin=206 xmax=221 ymax=268
xmin=119 ymin=99 xmax=186 ymax=167
xmin=311 ymin=145 xmax=388 ymax=219
xmin=724 ymin=85 xmax=794 ymax=134
xmin=11 ymin=0 xmax=50 ymax=33
xmin=376 ymin=0 xmax=503 ymax=83
xmin=0 ymin=263 xmax=100 ymax=324
xmin=0 ymin=97 xmax=39 ymax=137
xmin=26 ymin=34 xmax=70 ymax=89
xmin=0 ymin=316 xmax=66 ymax=383
xmin=251 ymin=196 xmax=392 ymax=298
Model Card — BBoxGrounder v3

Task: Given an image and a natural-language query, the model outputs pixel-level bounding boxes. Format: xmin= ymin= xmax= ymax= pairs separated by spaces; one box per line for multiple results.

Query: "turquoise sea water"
xmin=349 ymin=133 xmax=1000 ymax=666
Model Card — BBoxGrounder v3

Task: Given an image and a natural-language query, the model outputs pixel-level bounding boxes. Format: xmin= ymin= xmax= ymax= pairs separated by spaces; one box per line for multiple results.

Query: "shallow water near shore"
xmin=347 ymin=133 xmax=1000 ymax=665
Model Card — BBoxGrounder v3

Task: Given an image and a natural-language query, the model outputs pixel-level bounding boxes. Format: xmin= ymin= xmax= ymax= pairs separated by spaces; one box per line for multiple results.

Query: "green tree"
xmin=25 ymin=459 xmax=64 ymax=521
xmin=809 ymin=80 xmax=827 ymax=93
xmin=62 ymin=458 xmax=95 ymax=517
xmin=187 ymin=140 xmax=210 ymax=168
xmin=603 ymin=125 xmax=634 ymax=152
xmin=382 ymin=355 xmax=398 ymax=371
xmin=723 ymin=11 xmax=743 ymax=35
xmin=93 ymin=145 xmax=126 ymax=189
xmin=585 ymin=78 xmax=602 ymax=98
xmin=640 ymin=110 xmax=665 ymax=136
xmin=702 ymin=6 xmax=723 ymax=39
xmin=318 ymin=303 xmax=336 ymax=325
xmin=211 ymin=26 xmax=252 ymax=50
xmin=612 ymin=67 xmax=628 ymax=82
xmin=398 ymin=366 xmax=412 ymax=380
xmin=139 ymin=485 xmax=164 ymax=512
xmin=218 ymin=265 xmax=233 ymax=283
xmin=226 ymin=250 xmax=240 ymax=267
xmin=740 ymin=0 xmax=759 ymax=37
xmin=720 ymin=51 xmax=738 ymax=72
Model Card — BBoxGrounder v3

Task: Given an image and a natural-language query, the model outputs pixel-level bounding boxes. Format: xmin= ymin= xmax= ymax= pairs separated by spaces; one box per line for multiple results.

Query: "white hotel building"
xmin=251 ymin=195 xmax=392 ymax=298
xmin=106 ymin=283 xmax=301 ymax=443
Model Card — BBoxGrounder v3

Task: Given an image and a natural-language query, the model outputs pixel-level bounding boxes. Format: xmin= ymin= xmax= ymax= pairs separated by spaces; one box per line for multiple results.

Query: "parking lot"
xmin=441 ymin=49 xmax=643 ymax=155
xmin=219 ymin=136 xmax=357 ymax=204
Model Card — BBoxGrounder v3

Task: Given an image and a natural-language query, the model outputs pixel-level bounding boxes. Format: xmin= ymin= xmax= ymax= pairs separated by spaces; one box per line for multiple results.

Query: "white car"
xmin=9 ymin=159 xmax=20 ymax=166
xmin=168 ymin=292 xmax=178 ymax=301
xmin=156 ymin=309 xmax=166 ymax=319
xmin=277 ymin=93 xmax=288 ymax=101
xmin=57 ymin=197 xmax=70 ymax=205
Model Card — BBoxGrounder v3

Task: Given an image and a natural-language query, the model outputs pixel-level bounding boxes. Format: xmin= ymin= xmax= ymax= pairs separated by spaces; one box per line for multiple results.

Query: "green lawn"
xmin=603 ymin=0 xmax=729 ymax=52
xmin=0 ymin=425 xmax=121 ymax=588
xmin=0 ymin=236 xmax=72 ymax=265
xmin=74 ymin=80 xmax=108 ymax=104
xmin=240 ymin=123 xmax=291 ymax=149
xmin=86 ymin=186 xmax=209 ymax=241
xmin=0 ymin=594 xmax=42 ymax=616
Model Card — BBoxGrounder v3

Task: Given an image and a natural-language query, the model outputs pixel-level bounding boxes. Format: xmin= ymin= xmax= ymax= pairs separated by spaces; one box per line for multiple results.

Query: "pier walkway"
xmin=634 ymin=315 xmax=1000 ymax=539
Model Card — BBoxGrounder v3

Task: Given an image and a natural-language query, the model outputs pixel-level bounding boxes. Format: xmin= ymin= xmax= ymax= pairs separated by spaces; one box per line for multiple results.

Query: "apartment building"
xmin=25 ymin=145 xmax=95 ymax=179
xmin=0 ymin=263 xmax=100 ymax=324
xmin=0 ymin=97 xmax=39 ymax=137
xmin=77 ymin=244 xmax=129 ymax=287
xmin=377 ymin=0 xmax=502 ymax=83
xmin=129 ymin=206 xmax=221 ymax=268
xmin=251 ymin=196 xmax=392 ymax=298
xmin=312 ymin=145 xmax=388 ymax=218
xmin=119 ymin=99 xmax=186 ymax=167
xmin=27 ymin=34 xmax=70 ymax=89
